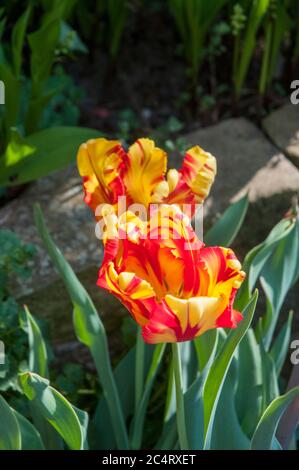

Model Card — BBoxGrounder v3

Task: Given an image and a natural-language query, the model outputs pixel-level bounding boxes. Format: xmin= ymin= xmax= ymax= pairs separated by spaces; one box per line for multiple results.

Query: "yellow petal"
xmin=165 ymin=294 xmax=225 ymax=335
xmin=184 ymin=146 xmax=217 ymax=202
xmin=125 ymin=138 xmax=167 ymax=207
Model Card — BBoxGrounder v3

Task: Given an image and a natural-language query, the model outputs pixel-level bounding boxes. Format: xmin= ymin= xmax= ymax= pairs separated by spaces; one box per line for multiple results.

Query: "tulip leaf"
xmin=205 ymin=194 xmax=248 ymax=246
xmin=194 ymin=329 xmax=218 ymax=373
xmin=13 ymin=409 xmax=45 ymax=450
xmin=93 ymin=344 xmax=154 ymax=450
xmin=130 ymin=343 xmax=166 ymax=449
xmin=270 ymin=310 xmax=293 ymax=375
xmin=0 ymin=395 xmax=21 ymax=450
xmin=72 ymin=405 xmax=89 ymax=450
xmin=20 ymin=305 xmax=49 ymax=378
xmin=19 ymin=372 xmax=83 ymax=450
xmin=34 ymin=204 xmax=128 ymax=450
xmin=0 ymin=127 xmax=100 ymax=186
xmin=260 ymin=218 xmax=299 ymax=347
xmin=202 ymin=290 xmax=258 ymax=449
xmin=20 ymin=305 xmax=58 ymax=449
xmin=156 ymin=332 xmax=219 ymax=451
xmin=259 ymin=339 xmax=279 ymax=413
xmin=155 ymin=375 xmax=205 ymax=451
xmin=235 ymin=218 xmax=294 ymax=312
xmin=210 ymin=359 xmax=250 ymax=449
xmin=251 ymin=387 xmax=299 ymax=450
xmin=235 ymin=328 xmax=263 ymax=437
xmin=12 ymin=6 xmax=31 ymax=76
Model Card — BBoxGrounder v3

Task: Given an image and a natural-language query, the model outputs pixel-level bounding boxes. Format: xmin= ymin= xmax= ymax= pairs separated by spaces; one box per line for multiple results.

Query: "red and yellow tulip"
xmin=98 ymin=205 xmax=245 ymax=344
xmin=77 ymin=137 xmax=216 ymax=217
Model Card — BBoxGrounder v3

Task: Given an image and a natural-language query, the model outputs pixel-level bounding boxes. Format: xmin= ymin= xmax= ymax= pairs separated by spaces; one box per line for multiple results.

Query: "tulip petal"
xmin=77 ymin=138 xmax=125 ymax=214
xmin=166 ymin=145 xmax=216 ymax=211
xmin=124 ymin=138 xmax=167 ymax=207
xmin=98 ymin=262 xmax=157 ymax=326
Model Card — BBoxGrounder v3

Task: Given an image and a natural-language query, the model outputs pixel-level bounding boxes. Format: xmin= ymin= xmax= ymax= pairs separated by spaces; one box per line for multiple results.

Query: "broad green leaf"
xmin=194 ymin=329 xmax=218 ymax=373
xmin=270 ymin=311 xmax=293 ymax=375
xmin=20 ymin=305 xmax=49 ymax=378
xmin=235 ymin=218 xmax=294 ymax=311
xmin=260 ymin=339 xmax=279 ymax=412
xmin=235 ymin=328 xmax=263 ymax=437
xmin=205 ymin=194 xmax=248 ymax=246
xmin=13 ymin=409 xmax=44 ymax=450
xmin=202 ymin=290 xmax=258 ymax=449
xmin=72 ymin=405 xmax=89 ymax=450
xmin=157 ymin=331 xmax=219 ymax=451
xmin=19 ymin=372 xmax=83 ymax=450
xmin=251 ymin=387 xmax=299 ymax=450
xmin=93 ymin=344 xmax=154 ymax=450
xmin=260 ymin=218 xmax=299 ymax=347
xmin=234 ymin=0 xmax=270 ymax=97
xmin=155 ymin=375 xmax=204 ymax=451
xmin=0 ymin=127 xmax=100 ymax=186
xmin=0 ymin=128 xmax=35 ymax=170
xmin=210 ymin=359 xmax=250 ymax=449
xmin=12 ymin=7 xmax=31 ymax=76
xmin=28 ymin=18 xmax=60 ymax=86
xmin=0 ymin=395 xmax=21 ymax=450
xmin=34 ymin=205 xmax=128 ymax=450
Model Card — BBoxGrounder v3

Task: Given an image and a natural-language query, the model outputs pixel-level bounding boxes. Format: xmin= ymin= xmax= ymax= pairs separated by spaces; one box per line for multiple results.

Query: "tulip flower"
xmin=97 ymin=205 xmax=245 ymax=344
xmin=77 ymin=137 xmax=216 ymax=217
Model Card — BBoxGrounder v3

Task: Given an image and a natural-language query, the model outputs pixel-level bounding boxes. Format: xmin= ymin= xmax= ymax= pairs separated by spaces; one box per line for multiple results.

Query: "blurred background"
xmin=0 ymin=0 xmax=299 ymax=431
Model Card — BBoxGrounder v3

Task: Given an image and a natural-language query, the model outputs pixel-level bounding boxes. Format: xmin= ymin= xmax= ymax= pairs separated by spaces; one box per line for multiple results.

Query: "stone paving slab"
xmin=0 ymin=164 xmax=101 ymax=297
xmin=181 ymin=118 xmax=299 ymax=248
xmin=262 ymin=102 xmax=299 ymax=168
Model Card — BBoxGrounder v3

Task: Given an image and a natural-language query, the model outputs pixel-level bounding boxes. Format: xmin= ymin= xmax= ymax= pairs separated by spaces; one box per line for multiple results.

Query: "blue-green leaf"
xmin=13 ymin=410 xmax=44 ymax=450
xmin=203 ymin=290 xmax=258 ymax=449
xmin=251 ymin=387 xmax=299 ymax=450
xmin=205 ymin=194 xmax=248 ymax=246
xmin=19 ymin=372 xmax=83 ymax=450
xmin=0 ymin=395 xmax=21 ymax=450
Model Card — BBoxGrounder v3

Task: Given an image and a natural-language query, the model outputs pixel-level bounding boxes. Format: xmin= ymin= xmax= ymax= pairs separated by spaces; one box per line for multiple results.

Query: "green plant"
xmin=169 ymin=0 xmax=230 ymax=87
xmin=107 ymin=0 xmax=129 ymax=58
xmin=231 ymin=0 xmax=270 ymax=99
xmin=258 ymin=0 xmax=291 ymax=97
xmin=40 ymin=65 xmax=86 ymax=128
xmin=0 ymin=2 xmax=98 ymax=188
xmin=0 ymin=230 xmax=35 ymax=393
xmin=0 ymin=196 xmax=298 ymax=450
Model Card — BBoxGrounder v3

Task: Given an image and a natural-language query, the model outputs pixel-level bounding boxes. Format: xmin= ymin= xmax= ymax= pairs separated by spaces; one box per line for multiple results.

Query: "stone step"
xmin=262 ymin=102 xmax=299 ymax=168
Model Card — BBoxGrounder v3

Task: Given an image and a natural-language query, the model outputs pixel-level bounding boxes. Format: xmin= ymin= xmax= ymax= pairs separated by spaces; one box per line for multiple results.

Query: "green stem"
xmin=92 ymin=340 xmax=129 ymax=450
xmin=259 ymin=21 xmax=273 ymax=96
xmin=233 ymin=34 xmax=240 ymax=86
xmin=172 ymin=343 xmax=189 ymax=450
xmin=135 ymin=329 xmax=145 ymax=414
xmin=131 ymin=343 xmax=165 ymax=450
